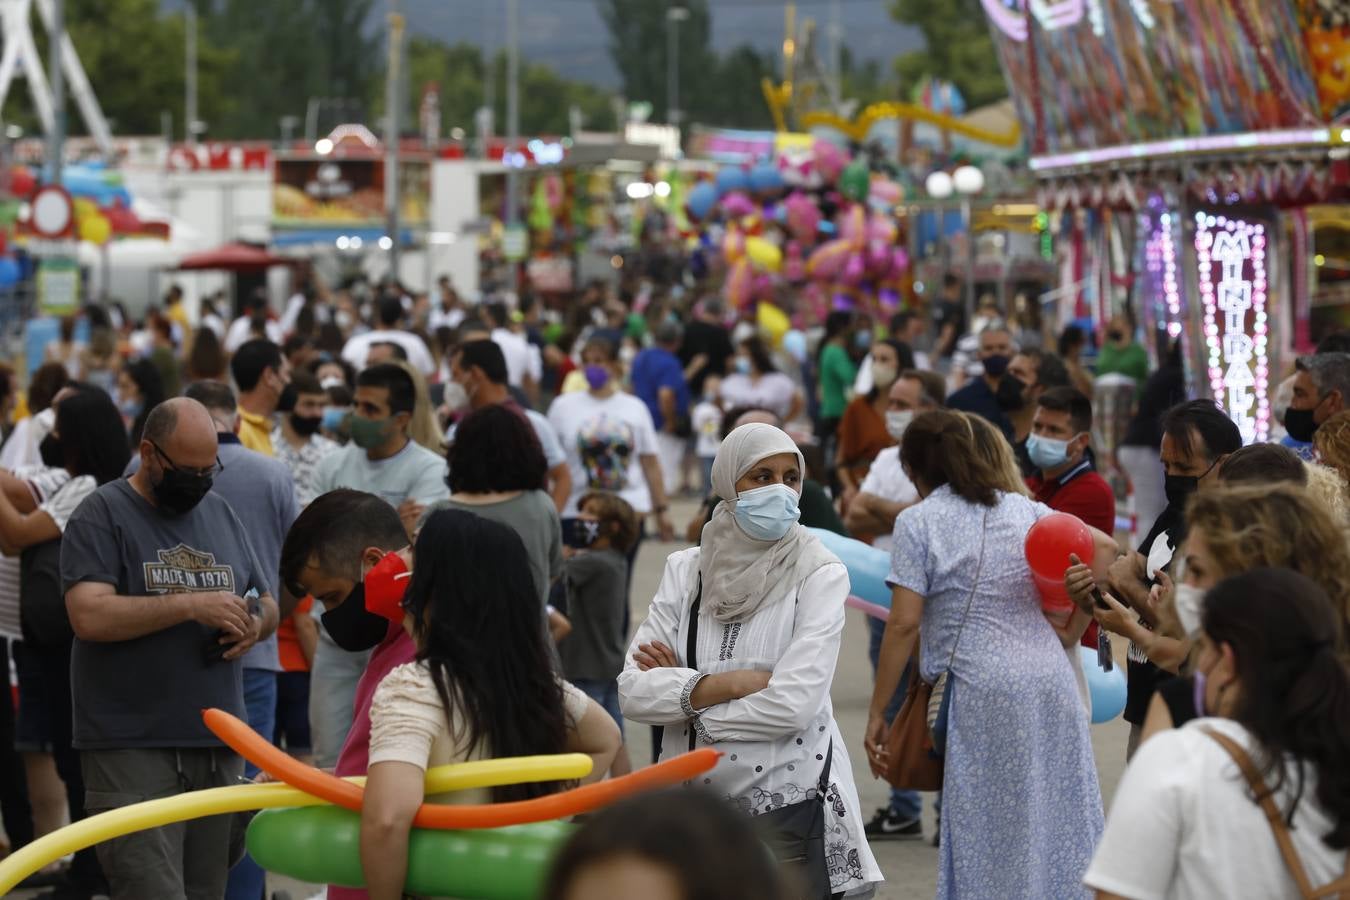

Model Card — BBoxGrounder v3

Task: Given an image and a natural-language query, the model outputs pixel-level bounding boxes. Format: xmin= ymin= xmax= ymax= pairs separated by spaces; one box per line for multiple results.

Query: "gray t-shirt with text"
xmin=61 ymin=478 xmax=267 ymax=749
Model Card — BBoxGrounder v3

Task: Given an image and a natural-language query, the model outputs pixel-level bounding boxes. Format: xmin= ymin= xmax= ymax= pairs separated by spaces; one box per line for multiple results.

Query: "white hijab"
xmin=699 ymin=423 xmax=838 ymax=624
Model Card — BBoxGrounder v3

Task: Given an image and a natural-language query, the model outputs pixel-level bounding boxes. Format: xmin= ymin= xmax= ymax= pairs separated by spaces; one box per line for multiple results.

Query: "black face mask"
xmin=1283 ymin=406 xmax=1318 ymax=443
xmin=290 ymin=413 xmax=322 ymax=437
xmin=152 ymin=464 xmax=213 ymax=515
xmin=564 ymin=519 xmax=601 ymax=549
xmin=1163 ymin=473 xmax=1198 ymax=509
xmin=1107 ymin=329 xmax=1125 ymax=343
xmin=39 ymin=434 xmax=64 ymax=469
xmin=995 ymin=375 xmax=1026 ymax=411
xmin=320 ymin=581 xmax=390 ymax=652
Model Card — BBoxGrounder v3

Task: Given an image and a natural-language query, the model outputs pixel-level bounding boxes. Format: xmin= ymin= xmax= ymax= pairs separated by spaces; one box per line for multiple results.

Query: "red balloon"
xmin=1025 ymin=512 xmax=1093 ymax=583
xmin=1034 ymin=571 xmax=1074 ymax=612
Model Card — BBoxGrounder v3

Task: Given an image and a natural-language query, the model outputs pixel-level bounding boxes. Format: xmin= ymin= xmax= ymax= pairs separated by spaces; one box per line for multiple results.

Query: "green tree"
xmin=702 ymin=44 xmax=776 ymax=130
xmin=890 ymin=0 xmax=1007 ymax=108
xmin=1 ymin=0 xmax=232 ymax=138
xmin=597 ymin=0 xmax=716 ymax=123
xmin=402 ymin=39 xmax=616 ymax=138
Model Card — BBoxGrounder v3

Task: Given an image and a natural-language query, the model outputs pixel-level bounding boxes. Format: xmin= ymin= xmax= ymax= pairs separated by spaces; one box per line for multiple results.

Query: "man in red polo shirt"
xmin=1025 ymin=386 xmax=1115 ymax=534
xmin=1026 ymin=386 xmax=1116 ymax=656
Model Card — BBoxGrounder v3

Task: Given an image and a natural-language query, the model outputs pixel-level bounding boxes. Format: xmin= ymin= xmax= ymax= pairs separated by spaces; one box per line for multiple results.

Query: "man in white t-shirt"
xmin=484 ymin=302 xmax=542 ymax=398
xmin=341 ymin=297 xmax=436 ymax=376
xmin=224 ymin=292 xmax=285 ymax=353
xmin=428 ymin=276 xmax=466 ymax=332
xmin=547 ymin=336 xmax=674 ymax=543
xmin=846 ymin=367 xmax=944 ymax=844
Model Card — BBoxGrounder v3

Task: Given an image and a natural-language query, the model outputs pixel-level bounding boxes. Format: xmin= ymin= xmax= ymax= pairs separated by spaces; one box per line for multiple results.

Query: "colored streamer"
xmin=204 ymin=708 xmax=721 ymax=829
xmin=0 ymin=755 xmax=591 ymax=896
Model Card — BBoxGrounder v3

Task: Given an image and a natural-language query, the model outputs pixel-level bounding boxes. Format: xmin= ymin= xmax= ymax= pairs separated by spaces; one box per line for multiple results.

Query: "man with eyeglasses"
xmin=61 ymin=397 xmax=279 ymax=899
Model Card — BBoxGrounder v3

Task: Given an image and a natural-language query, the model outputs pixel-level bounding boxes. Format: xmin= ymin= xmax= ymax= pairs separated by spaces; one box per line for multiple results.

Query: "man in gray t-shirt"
xmin=62 ymin=398 xmax=276 ymax=899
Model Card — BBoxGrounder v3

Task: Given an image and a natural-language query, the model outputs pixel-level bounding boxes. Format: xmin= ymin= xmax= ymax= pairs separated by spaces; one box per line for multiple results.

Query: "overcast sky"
xmin=402 ymin=0 xmax=923 ymax=89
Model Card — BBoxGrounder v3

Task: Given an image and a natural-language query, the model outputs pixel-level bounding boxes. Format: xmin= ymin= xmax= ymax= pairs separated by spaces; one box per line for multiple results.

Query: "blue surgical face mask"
xmin=734 ymin=357 xmax=752 ymax=375
xmin=1026 ymin=433 xmax=1075 ymax=471
xmin=321 ymin=407 xmax=349 ymax=432
xmin=733 ymin=483 xmax=801 ymax=542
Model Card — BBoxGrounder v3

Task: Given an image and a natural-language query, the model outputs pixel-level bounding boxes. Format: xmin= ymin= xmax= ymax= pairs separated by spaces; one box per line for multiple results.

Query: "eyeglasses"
xmin=150 ymin=440 xmax=223 ymax=479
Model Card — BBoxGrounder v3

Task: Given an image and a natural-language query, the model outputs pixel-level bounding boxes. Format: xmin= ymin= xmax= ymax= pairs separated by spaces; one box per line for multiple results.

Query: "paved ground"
xmin=13 ymin=496 xmax=1129 ymax=899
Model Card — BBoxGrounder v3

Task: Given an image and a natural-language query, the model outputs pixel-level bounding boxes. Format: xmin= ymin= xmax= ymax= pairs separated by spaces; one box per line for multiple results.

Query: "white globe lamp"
xmin=953 ymin=165 xmax=985 ymax=195
xmin=925 ymin=171 xmax=954 ymax=200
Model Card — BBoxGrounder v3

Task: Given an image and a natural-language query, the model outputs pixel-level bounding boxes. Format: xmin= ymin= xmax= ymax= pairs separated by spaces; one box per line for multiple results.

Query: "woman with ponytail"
xmin=1086 ymin=567 xmax=1350 ymax=899
xmin=865 ymin=409 xmax=1103 ymax=898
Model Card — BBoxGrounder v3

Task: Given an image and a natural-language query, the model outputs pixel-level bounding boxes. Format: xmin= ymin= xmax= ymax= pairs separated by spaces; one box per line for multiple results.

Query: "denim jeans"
xmin=225 ymin=668 xmax=277 ymax=900
xmin=571 ymin=678 xmax=623 ymax=737
xmin=867 ymin=617 xmax=922 ymax=822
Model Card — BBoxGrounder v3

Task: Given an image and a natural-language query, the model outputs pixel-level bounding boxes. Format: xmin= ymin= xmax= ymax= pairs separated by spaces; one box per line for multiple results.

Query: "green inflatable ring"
xmin=247 ymin=806 xmax=573 ymax=899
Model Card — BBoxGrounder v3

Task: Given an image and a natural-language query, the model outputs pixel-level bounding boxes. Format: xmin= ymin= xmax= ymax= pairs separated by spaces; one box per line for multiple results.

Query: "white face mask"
xmin=442 ymin=381 xmax=469 ymax=413
xmin=319 ymin=376 xmax=345 ymax=391
xmin=1174 ymin=582 xmax=1206 ymax=638
xmin=885 ymin=410 xmax=913 ymax=442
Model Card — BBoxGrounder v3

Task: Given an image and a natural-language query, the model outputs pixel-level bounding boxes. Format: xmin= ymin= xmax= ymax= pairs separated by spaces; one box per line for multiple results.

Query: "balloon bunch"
xmin=805 ymin=205 xmax=908 ymax=294
xmin=0 ymin=710 xmax=720 ymax=900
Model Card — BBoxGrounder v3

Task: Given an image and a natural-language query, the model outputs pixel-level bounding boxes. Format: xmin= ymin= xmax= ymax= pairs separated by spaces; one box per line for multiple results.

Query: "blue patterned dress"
xmin=888 ymin=486 xmax=1104 ymax=899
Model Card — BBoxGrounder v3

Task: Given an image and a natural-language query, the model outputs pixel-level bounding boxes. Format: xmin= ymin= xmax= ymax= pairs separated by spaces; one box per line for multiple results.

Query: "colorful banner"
xmin=987 ymin=0 xmax=1325 ymax=154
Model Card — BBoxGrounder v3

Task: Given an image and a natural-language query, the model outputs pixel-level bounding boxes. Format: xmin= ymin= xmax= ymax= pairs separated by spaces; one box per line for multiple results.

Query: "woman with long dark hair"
xmin=1086 ymin=568 xmax=1350 ymax=899
xmin=359 ymin=508 xmax=620 ymax=900
xmin=0 ymin=384 xmax=128 ymax=896
xmin=117 ymin=357 xmax=165 ymax=448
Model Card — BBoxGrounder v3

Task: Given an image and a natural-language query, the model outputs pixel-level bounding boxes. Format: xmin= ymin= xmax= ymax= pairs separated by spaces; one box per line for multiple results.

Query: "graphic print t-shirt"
xmin=60 ymin=478 xmax=267 ymax=749
xmin=548 ymin=391 xmax=658 ymax=517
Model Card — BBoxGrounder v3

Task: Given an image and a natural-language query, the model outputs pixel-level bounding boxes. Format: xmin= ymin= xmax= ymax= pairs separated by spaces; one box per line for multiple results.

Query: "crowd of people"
xmin=0 ymin=271 xmax=1345 ymax=900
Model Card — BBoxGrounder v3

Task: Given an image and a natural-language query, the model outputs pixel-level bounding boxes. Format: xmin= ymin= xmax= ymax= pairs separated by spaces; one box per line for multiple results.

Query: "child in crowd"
xmin=691 ymin=374 xmax=723 ymax=495
xmin=560 ymin=490 xmax=638 ymax=776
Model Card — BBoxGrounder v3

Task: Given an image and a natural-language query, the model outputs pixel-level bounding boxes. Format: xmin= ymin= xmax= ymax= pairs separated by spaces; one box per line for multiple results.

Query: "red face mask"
xmin=364 ymin=551 xmax=411 ymax=623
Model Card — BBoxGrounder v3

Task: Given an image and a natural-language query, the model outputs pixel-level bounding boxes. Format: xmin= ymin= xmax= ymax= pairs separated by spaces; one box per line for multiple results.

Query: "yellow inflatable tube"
xmin=0 ymin=754 xmax=592 ymax=895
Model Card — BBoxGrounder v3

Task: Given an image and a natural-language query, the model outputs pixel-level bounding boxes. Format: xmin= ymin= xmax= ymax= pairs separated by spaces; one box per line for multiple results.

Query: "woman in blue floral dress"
xmin=864 ymin=410 xmax=1103 ymax=899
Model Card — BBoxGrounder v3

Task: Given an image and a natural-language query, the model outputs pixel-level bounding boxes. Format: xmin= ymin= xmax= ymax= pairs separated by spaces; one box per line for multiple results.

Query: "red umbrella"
xmin=176 ymin=242 xmax=290 ymax=272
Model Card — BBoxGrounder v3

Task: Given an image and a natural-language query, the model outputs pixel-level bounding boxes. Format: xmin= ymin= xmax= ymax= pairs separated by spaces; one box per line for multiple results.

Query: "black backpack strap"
xmin=687 ymin=573 xmax=702 ymax=752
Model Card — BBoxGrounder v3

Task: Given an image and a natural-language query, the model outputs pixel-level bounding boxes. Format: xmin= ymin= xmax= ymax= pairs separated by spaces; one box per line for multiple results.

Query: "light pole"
xmin=953 ymin=165 xmax=986 ymax=324
xmin=505 ymin=0 xmax=520 ymax=226
xmin=925 ymin=169 xmax=954 ymax=307
xmin=46 ymin=0 xmax=64 ymax=183
xmin=185 ymin=4 xmax=197 ymax=144
xmin=666 ymin=6 xmax=688 ymax=126
xmin=385 ymin=1 xmax=405 ymax=282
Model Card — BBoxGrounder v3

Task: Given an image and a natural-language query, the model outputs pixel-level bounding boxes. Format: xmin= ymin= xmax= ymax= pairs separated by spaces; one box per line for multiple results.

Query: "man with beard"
xmin=61 ymin=398 xmax=277 ymax=898
xmin=1006 ymin=348 xmax=1071 ymax=476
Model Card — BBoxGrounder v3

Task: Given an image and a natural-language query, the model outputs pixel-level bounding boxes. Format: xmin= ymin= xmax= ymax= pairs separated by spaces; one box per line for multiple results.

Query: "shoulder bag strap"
xmin=944 ymin=508 xmax=989 ymax=678
xmin=687 ymin=573 xmax=703 ymax=753
xmin=1202 ymin=727 xmax=1329 ymax=899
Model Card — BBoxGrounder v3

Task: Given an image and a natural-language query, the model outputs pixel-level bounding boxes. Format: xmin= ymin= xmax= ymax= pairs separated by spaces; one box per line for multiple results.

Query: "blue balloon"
xmin=0 ymin=256 xmax=21 ymax=288
xmin=748 ymin=163 xmax=785 ymax=194
xmin=686 ymin=182 xmax=719 ymax=221
xmin=715 ymin=167 xmax=750 ymax=197
xmin=808 ymin=527 xmax=891 ymax=608
xmin=782 ymin=329 xmax=808 ymax=363
xmin=1079 ymin=645 xmax=1127 ymax=724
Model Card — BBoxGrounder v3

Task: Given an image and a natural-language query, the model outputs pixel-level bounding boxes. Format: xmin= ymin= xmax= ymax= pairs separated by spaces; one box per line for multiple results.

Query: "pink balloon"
xmin=866 ymin=241 xmax=891 ymax=275
xmin=721 ymin=191 xmax=756 ymax=219
xmin=806 ymin=238 xmax=852 ymax=280
xmin=724 ymin=258 xmax=753 ymax=309
xmin=842 ymin=251 xmax=865 ymax=286
xmin=868 ymin=178 xmax=903 ymax=207
xmin=784 ymin=191 xmax=821 ymax=243
xmin=891 ymin=247 xmax=909 ymax=275
xmin=839 ymin=205 xmax=866 ymax=247
xmin=813 ymin=140 xmax=847 ymax=183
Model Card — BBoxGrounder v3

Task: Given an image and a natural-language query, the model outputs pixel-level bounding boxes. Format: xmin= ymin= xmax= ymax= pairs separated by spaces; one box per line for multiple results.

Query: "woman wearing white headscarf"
xmin=619 ymin=423 xmax=882 ymax=898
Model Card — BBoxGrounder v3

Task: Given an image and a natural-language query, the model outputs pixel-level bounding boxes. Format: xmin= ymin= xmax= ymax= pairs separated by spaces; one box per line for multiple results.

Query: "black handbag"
xmin=20 ymin=538 xmax=74 ymax=647
xmin=687 ymin=576 xmax=835 ymax=900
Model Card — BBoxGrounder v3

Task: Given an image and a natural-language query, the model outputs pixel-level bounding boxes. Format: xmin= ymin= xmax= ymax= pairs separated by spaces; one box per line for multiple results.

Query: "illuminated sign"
xmin=1194 ymin=212 xmax=1270 ymax=444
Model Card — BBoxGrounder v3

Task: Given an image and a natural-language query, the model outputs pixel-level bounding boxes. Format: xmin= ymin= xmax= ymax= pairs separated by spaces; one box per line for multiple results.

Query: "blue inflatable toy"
xmin=808 ymin=527 xmax=891 ymax=608
xmin=685 ymin=182 xmax=719 ymax=222
xmin=714 ymin=167 xmax=750 ymax=197
xmin=1079 ymin=645 xmax=1127 ymax=724
xmin=748 ymin=162 xmax=785 ymax=194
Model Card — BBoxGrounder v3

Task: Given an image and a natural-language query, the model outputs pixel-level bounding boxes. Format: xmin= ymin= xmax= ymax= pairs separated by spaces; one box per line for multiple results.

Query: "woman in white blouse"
xmin=620 ymin=423 xmax=882 ymax=898
xmin=719 ymin=336 xmax=804 ymax=424
xmin=360 ymin=508 xmax=621 ymax=900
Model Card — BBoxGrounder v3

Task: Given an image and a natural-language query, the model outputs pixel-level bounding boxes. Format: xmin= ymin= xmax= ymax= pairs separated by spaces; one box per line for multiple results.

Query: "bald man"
xmin=61 ymin=397 xmax=278 ymax=900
